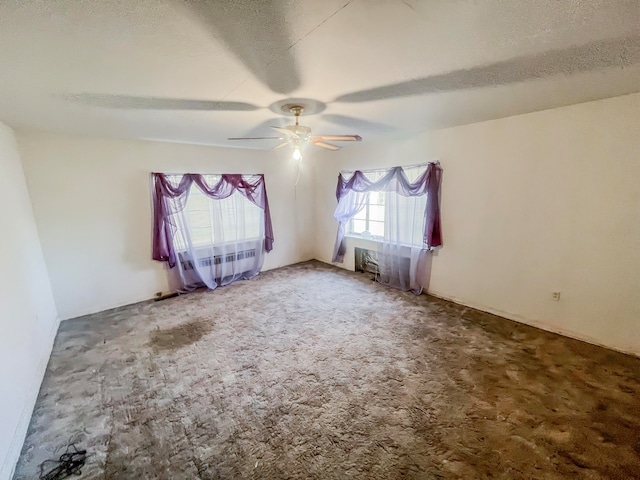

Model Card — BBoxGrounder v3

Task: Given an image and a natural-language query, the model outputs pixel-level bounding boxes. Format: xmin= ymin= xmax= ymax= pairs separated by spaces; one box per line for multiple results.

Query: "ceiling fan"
xmin=227 ymin=104 xmax=362 ymax=158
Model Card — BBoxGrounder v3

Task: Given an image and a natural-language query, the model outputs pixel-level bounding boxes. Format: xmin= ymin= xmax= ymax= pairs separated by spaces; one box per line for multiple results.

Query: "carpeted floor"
xmin=14 ymin=261 xmax=640 ymax=479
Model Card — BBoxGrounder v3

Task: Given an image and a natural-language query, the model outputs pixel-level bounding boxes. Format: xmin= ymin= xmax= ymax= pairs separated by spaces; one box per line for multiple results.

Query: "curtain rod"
xmin=152 ymin=172 xmax=263 ymax=177
xmin=340 ymin=160 xmax=439 ymax=175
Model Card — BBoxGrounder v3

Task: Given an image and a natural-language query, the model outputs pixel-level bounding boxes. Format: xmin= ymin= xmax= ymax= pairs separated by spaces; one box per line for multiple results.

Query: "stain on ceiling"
xmin=0 ymin=0 xmax=639 ymax=149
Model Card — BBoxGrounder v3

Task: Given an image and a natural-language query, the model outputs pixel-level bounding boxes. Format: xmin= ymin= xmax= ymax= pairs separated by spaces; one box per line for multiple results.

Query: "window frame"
xmin=343 ymin=164 xmax=429 ymax=245
xmin=171 ymin=182 xmax=264 ymax=252
xmin=346 ymin=191 xmax=386 ymax=240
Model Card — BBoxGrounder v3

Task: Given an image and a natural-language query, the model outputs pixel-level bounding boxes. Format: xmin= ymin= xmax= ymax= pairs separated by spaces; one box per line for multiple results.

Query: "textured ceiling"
xmin=0 ymin=0 xmax=639 ymax=150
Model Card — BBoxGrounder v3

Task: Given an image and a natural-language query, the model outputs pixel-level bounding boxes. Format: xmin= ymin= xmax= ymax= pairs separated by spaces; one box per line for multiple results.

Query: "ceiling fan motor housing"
xmin=288 ymin=124 xmax=311 ymax=140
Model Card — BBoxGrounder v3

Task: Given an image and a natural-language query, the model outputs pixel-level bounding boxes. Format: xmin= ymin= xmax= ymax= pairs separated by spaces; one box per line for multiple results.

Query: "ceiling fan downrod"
xmin=289 ymin=105 xmax=303 ymax=126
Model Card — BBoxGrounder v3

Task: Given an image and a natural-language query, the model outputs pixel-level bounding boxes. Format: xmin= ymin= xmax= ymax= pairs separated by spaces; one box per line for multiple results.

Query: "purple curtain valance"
xmin=152 ymin=173 xmax=274 ymax=268
xmin=332 ymin=164 xmax=442 ymax=262
xmin=336 ymin=165 xmax=433 ymax=199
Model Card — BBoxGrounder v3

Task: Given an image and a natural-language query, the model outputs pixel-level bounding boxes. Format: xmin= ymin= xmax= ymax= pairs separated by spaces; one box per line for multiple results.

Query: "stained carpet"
xmin=14 ymin=261 xmax=640 ymax=479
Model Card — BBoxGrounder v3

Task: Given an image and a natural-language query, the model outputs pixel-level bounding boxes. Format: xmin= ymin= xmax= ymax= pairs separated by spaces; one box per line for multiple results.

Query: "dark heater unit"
xmin=354 ymin=247 xmax=379 ymax=277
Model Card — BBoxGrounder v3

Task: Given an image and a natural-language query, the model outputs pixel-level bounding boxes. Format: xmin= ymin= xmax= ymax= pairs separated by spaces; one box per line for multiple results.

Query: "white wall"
xmin=313 ymin=93 xmax=640 ymax=356
xmin=18 ymin=132 xmax=315 ymax=320
xmin=13 ymin=92 xmax=640 ymax=356
xmin=0 ymin=123 xmax=59 ymax=480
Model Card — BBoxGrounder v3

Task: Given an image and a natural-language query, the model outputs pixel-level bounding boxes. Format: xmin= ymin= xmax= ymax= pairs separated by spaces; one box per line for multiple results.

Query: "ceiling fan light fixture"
xmin=292 ymin=146 xmax=302 ymax=161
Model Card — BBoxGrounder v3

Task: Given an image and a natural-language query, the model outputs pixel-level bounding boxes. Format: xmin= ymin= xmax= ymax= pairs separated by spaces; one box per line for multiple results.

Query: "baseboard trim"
xmin=425 ymin=289 xmax=639 ymax=358
xmin=313 ymin=258 xmax=639 ymax=358
xmin=0 ymin=315 xmax=61 ymax=480
xmin=60 ymin=292 xmax=160 ymax=321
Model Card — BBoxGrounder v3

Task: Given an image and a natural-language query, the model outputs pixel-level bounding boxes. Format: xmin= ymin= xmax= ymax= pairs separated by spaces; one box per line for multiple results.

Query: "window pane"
xmin=369 ymin=204 xmax=384 ymax=222
xmin=352 ymin=219 xmax=367 ymax=234
xmin=369 ymin=220 xmax=384 ymax=237
xmin=190 ymin=227 xmax=213 ymax=246
xmin=174 ymin=183 xmax=263 ymax=250
xmin=373 ymin=191 xmax=385 ymax=204
xmin=353 ymin=208 xmax=367 ymax=221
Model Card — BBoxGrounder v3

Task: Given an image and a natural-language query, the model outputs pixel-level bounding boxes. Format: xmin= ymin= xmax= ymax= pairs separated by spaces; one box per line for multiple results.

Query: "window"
xmin=349 ymin=190 xmax=386 ymax=237
xmin=346 ymin=165 xmax=426 ymax=243
xmin=152 ymin=172 xmax=274 ymax=290
xmin=169 ymin=175 xmax=263 ymax=251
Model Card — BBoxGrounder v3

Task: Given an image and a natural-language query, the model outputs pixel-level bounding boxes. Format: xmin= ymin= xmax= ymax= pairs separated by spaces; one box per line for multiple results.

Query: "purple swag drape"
xmin=152 ymin=173 xmax=274 ymax=269
xmin=333 ymin=163 xmax=442 ymax=293
xmin=332 ymin=163 xmax=442 ymax=263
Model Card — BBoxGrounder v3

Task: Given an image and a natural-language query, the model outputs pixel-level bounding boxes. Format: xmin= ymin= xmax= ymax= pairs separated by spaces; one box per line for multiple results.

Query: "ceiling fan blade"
xmin=335 ymin=34 xmax=640 ymax=103
xmin=312 ymin=141 xmax=340 ymax=151
xmin=179 ymin=1 xmax=300 ymax=95
xmin=273 ymin=142 xmax=289 ymax=149
xmin=64 ymin=94 xmax=260 ymax=111
xmin=313 ymin=135 xmax=362 ymax=142
xmin=271 ymin=126 xmax=299 ymax=138
xmin=322 ymin=114 xmax=393 ymax=134
xmin=241 ymin=117 xmax=290 ymax=138
xmin=227 ymin=137 xmax=283 ymax=140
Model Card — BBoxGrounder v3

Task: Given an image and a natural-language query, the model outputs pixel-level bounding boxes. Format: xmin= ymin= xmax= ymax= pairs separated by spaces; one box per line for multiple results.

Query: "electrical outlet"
xmin=552 ymin=292 xmax=561 ymax=301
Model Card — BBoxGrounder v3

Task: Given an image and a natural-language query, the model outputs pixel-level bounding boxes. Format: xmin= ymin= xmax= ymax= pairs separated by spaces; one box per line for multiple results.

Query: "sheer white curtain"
xmin=332 ymin=189 xmax=370 ymax=261
xmin=165 ymin=175 xmax=265 ymax=291
xmin=376 ymin=172 xmax=423 ymax=292
xmin=377 ymin=166 xmax=429 ymax=293
xmin=334 ymin=164 xmax=437 ymax=294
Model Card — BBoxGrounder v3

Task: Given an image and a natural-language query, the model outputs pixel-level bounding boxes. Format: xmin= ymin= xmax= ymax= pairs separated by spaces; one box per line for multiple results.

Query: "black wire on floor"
xmin=38 ymin=444 xmax=87 ymax=480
